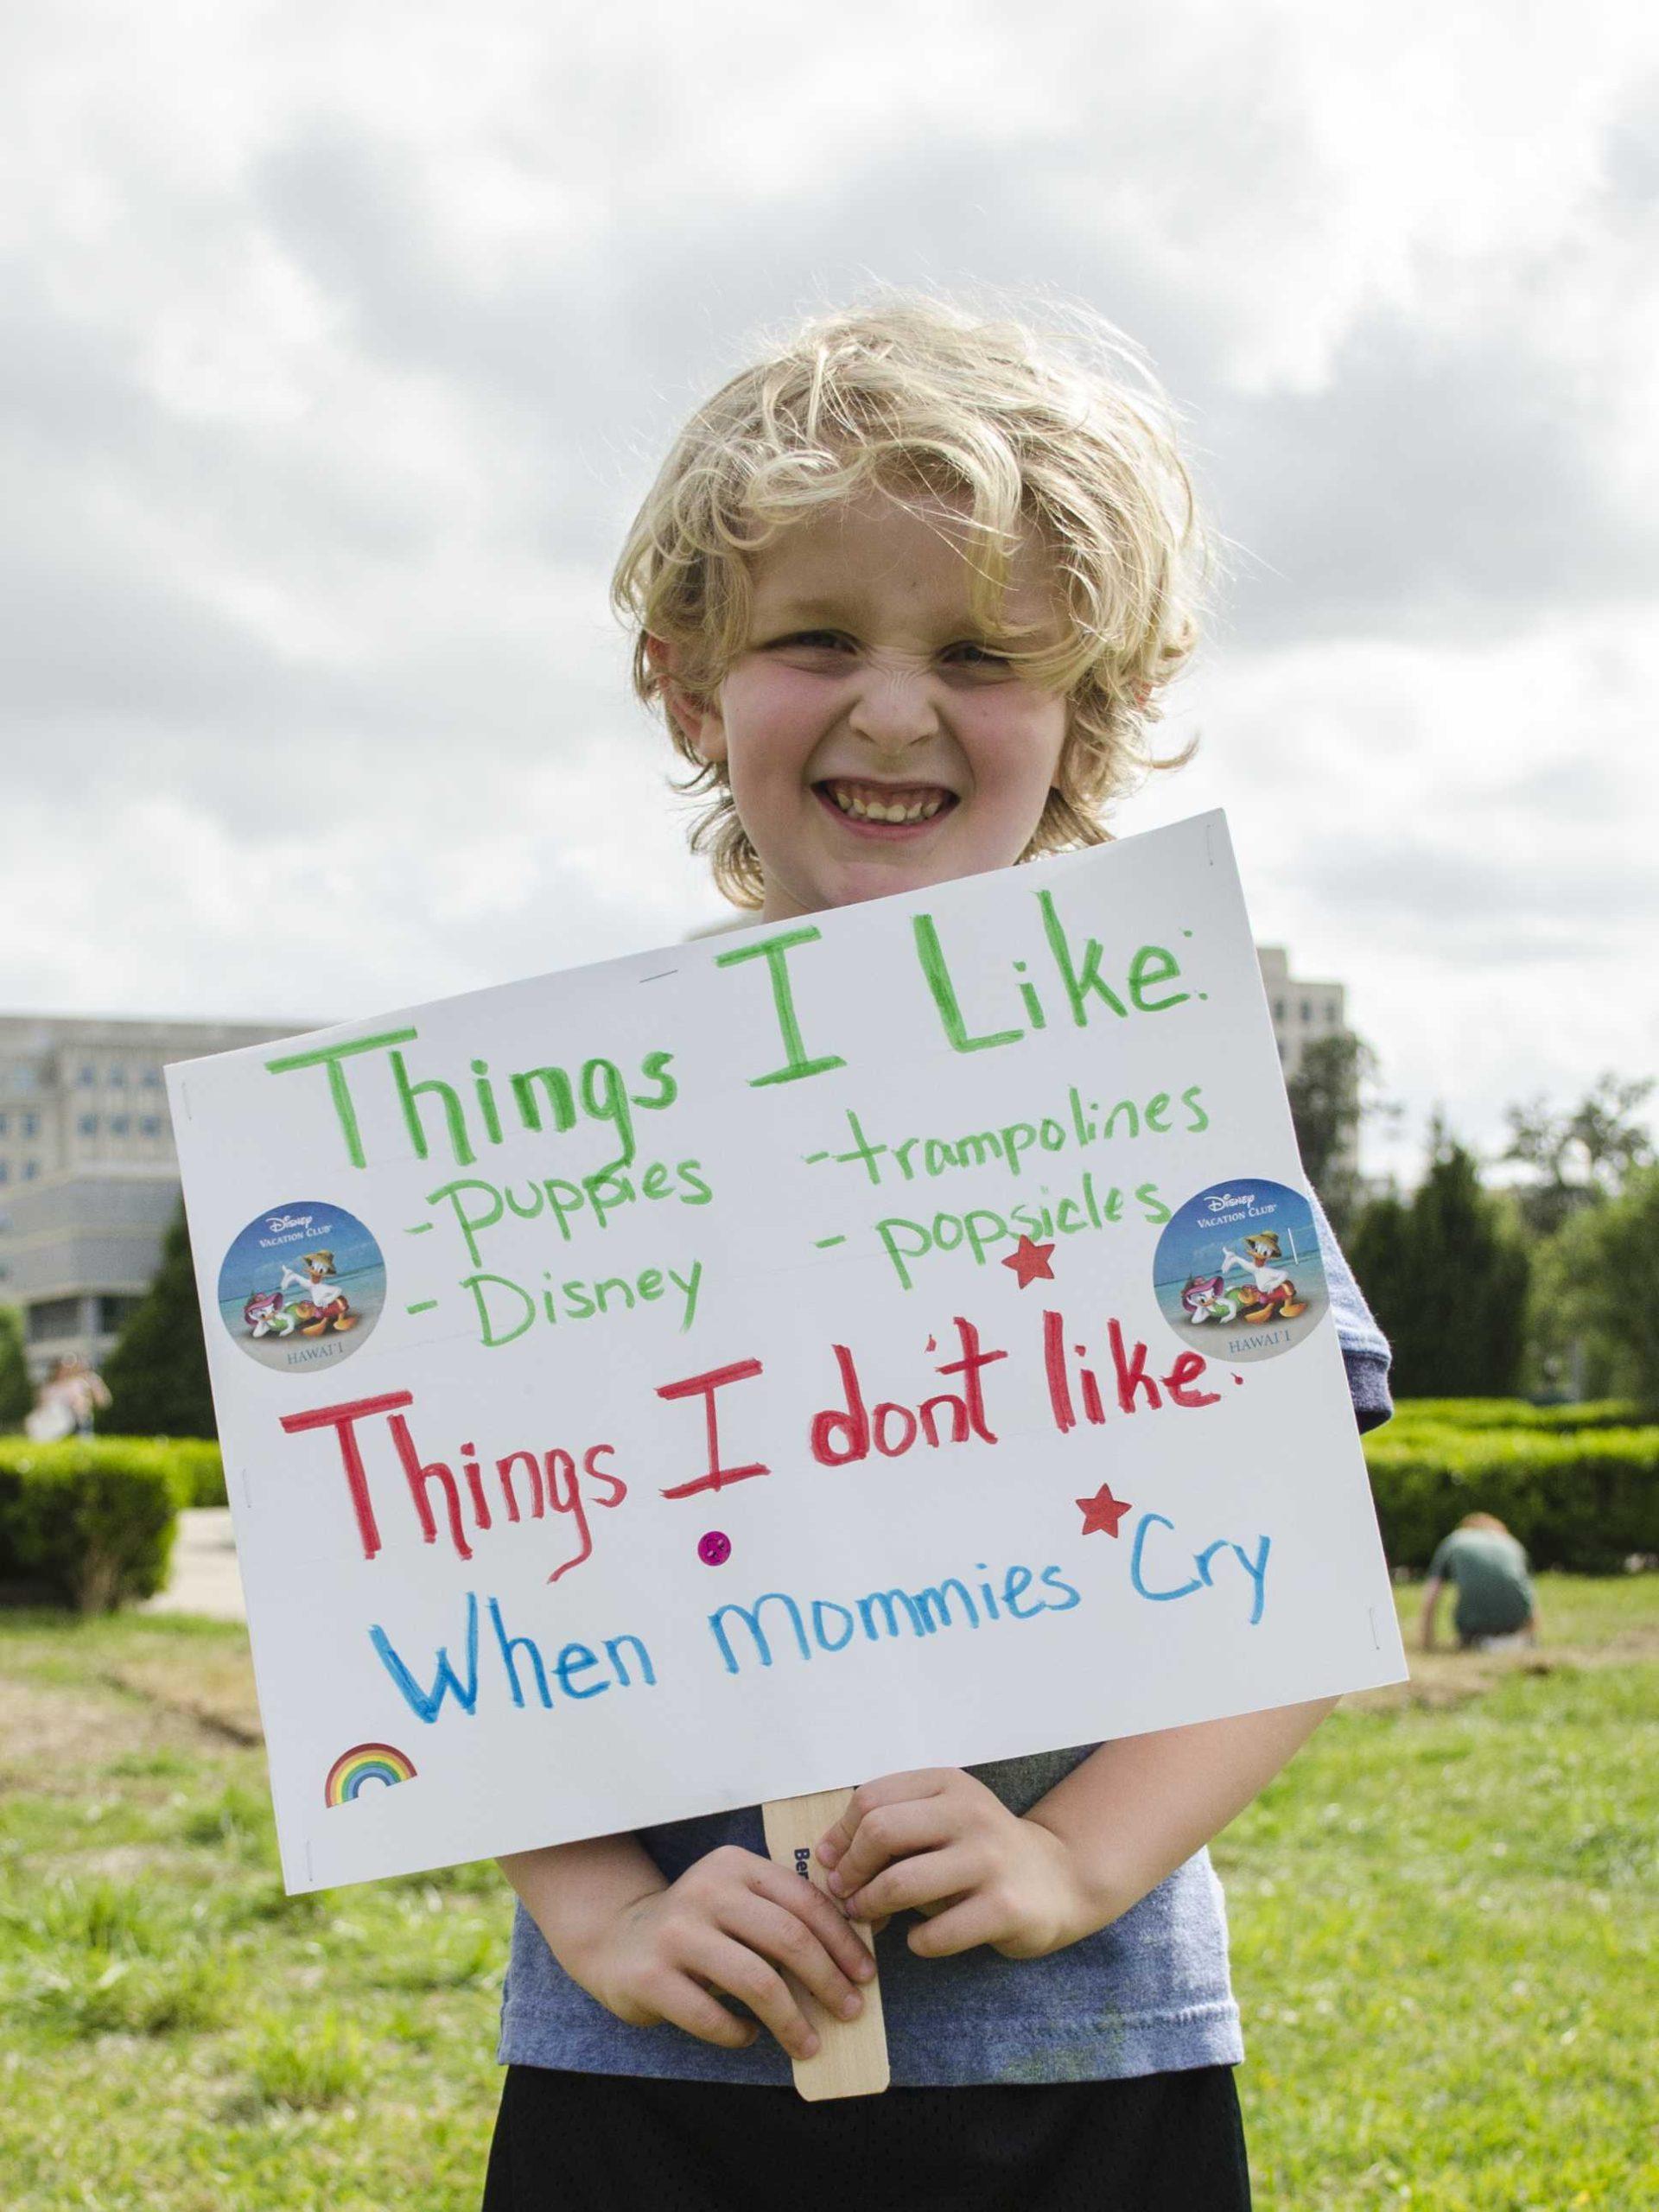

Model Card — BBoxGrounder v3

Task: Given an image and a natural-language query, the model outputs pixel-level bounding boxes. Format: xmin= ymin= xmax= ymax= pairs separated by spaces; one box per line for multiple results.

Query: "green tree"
xmin=1503 ymin=1073 xmax=1655 ymax=1394
xmin=1287 ymin=1031 xmax=1398 ymax=1237
xmin=1348 ymin=1119 xmax=1529 ymax=1395
xmin=1501 ymin=1071 xmax=1655 ymax=1236
xmin=1536 ymin=1165 xmax=1659 ymax=1411
xmin=99 ymin=1205 xmax=217 ymax=1439
xmin=0 ymin=1304 xmax=33 ymax=1429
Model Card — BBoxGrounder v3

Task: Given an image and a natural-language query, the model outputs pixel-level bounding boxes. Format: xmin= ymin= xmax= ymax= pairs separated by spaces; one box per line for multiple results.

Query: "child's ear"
xmin=645 ymin=635 xmax=728 ymax=765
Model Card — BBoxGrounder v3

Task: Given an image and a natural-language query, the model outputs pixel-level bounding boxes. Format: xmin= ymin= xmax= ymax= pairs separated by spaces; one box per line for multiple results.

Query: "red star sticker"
xmin=1077 ymin=1483 xmax=1132 ymax=1537
xmin=1001 ymin=1234 xmax=1056 ymax=1288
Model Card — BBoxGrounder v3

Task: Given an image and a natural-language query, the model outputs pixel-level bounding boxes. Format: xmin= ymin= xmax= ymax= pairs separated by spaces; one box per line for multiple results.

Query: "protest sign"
xmin=172 ymin=810 xmax=1408 ymax=1896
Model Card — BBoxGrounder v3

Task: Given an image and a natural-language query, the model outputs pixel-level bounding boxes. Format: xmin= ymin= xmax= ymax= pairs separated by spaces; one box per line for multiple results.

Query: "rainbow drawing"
xmin=324 ymin=1742 xmax=417 ymax=1807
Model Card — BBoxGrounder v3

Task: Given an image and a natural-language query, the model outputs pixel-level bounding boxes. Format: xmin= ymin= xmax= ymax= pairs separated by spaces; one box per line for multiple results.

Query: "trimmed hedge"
xmin=4 ymin=1415 xmax=1649 ymax=1605
xmin=1365 ymin=1425 xmax=1659 ymax=1574
xmin=163 ymin=1438 xmax=228 ymax=1509
xmin=0 ymin=1434 xmax=226 ymax=1510
xmin=0 ymin=1440 xmax=179 ymax=1612
xmin=1389 ymin=1398 xmax=1643 ymax=1433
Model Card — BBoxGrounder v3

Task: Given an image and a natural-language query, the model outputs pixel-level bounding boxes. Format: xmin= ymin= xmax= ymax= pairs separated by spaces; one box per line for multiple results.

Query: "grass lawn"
xmin=0 ymin=1578 xmax=1654 ymax=2210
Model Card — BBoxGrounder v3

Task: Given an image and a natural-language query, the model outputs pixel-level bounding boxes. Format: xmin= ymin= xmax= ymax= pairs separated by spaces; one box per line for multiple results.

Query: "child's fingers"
xmin=645 ymin=1971 xmax=760 ymax=2051
xmin=824 ymin=1798 xmax=955 ymax=1900
xmin=718 ymin=1892 xmax=870 ymax=2023
xmin=907 ymin=1892 xmax=1009 ymax=1960
xmin=815 ymin=1770 xmax=955 ymax=1867
xmin=741 ymin=1858 xmax=878 ymax=1983
xmin=842 ymin=1843 xmax=977 ymax=1924
xmin=683 ymin=1930 xmax=822 ymax=2062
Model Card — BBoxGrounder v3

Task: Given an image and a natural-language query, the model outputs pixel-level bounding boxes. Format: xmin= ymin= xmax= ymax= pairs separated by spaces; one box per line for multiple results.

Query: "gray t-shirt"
xmin=498 ymin=1192 xmax=1393 ymax=2085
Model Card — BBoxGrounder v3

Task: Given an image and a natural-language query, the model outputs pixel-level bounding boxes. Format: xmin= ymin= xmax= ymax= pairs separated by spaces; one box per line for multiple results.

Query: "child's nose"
xmin=845 ymin=661 xmax=943 ymax=753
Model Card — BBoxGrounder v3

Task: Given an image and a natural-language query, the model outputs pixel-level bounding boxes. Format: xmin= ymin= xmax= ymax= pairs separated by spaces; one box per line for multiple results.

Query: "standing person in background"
xmin=25 ymin=1354 xmax=112 ymax=1441
xmin=1420 ymin=1513 xmax=1539 ymax=1652
xmin=24 ymin=1357 xmax=79 ymax=1442
xmin=60 ymin=1354 xmax=111 ymax=1437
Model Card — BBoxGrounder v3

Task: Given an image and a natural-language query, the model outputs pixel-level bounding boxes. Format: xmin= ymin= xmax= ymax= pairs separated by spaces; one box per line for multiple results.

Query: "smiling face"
xmin=654 ymin=489 xmax=1071 ymax=922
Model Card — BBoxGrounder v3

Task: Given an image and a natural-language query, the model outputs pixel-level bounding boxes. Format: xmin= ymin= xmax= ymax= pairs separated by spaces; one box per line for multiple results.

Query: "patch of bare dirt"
xmin=1344 ymin=1625 xmax=1659 ymax=1714
xmin=52 ymin=1841 xmax=194 ymax=1881
xmin=0 ymin=1637 xmax=264 ymax=1789
xmin=0 ymin=1673 xmax=208 ymax=1784
xmin=92 ymin=1647 xmax=263 ymax=1746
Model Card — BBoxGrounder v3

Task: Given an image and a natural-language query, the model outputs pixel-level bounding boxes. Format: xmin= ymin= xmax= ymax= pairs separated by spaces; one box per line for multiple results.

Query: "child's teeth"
xmin=826 ymin=782 xmax=949 ymax=822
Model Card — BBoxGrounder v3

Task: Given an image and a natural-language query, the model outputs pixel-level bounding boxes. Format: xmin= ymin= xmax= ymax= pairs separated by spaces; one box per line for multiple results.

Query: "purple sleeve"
xmin=1341 ymin=1344 xmax=1395 ymax=1435
xmin=1306 ymin=1186 xmax=1395 ymax=1434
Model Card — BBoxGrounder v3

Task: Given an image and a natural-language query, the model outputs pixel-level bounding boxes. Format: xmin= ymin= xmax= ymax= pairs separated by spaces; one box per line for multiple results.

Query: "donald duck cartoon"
xmin=1220 ymin=1230 xmax=1309 ymax=1323
xmin=279 ymin=1250 xmax=358 ymax=1336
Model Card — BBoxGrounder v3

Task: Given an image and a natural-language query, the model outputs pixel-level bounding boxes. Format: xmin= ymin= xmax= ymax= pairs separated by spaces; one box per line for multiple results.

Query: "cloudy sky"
xmin=4 ymin=2 xmax=1656 ymax=1185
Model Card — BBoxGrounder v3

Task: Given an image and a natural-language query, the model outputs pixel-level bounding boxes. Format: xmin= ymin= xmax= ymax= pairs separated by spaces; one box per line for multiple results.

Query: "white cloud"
xmin=1131 ymin=609 xmax=1659 ymax=1179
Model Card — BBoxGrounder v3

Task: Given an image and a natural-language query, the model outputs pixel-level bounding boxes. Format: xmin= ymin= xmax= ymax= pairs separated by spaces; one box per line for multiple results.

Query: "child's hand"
xmin=816 ymin=1769 xmax=1100 ymax=1961
xmin=566 ymin=1845 xmax=876 ymax=2063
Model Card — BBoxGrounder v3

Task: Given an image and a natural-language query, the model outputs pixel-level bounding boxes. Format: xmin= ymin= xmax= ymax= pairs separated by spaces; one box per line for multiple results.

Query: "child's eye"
xmin=764 ymin=632 xmax=1009 ymax=667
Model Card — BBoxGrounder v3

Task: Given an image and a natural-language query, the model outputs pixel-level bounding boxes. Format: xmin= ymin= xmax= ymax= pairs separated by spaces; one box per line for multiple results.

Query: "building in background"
xmin=1258 ymin=946 xmax=1363 ymax=1176
xmin=0 ymin=1015 xmax=303 ymax=1382
xmin=1258 ymin=945 xmax=1347 ymax=1080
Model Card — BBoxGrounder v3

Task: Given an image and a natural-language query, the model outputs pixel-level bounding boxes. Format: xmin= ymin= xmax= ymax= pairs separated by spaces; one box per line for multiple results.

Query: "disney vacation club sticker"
xmin=1152 ymin=1178 xmax=1329 ymax=1363
xmin=216 ymin=1202 xmax=387 ymax=1374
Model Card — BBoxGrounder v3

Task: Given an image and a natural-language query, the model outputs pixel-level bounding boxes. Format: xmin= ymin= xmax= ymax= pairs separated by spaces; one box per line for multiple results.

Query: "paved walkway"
xmin=142 ymin=1507 xmax=248 ymax=1621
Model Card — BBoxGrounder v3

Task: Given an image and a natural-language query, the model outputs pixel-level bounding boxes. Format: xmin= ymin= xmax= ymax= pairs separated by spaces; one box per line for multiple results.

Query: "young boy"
xmin=486 ymin=292 xmax=1394 ymax=2212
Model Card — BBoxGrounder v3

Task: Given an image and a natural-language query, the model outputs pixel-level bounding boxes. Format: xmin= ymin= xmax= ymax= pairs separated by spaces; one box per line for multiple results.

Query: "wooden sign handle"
xmin=761 ymin=1787 xmax=890 ymax=2100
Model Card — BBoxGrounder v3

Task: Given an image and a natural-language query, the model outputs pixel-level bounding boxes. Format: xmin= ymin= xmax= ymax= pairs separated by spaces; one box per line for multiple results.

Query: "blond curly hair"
xmin=611 ymin=287 xmax=1210 ymax=907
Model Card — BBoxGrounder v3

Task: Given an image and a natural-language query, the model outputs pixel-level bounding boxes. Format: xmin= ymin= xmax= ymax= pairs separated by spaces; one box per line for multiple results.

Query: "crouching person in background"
xmin=1420 ymin=1513 xmax=1539 ymax=1653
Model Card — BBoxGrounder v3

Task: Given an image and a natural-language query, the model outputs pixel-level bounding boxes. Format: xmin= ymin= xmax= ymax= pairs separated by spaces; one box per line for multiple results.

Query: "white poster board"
xmin=172 ymin=810 xmax=1407 ymax=1894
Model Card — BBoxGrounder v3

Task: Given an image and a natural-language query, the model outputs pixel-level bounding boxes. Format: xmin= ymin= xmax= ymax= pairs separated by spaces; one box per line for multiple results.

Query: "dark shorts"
xmin=481 ymin=2061 xmax=1251 ymax=2211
